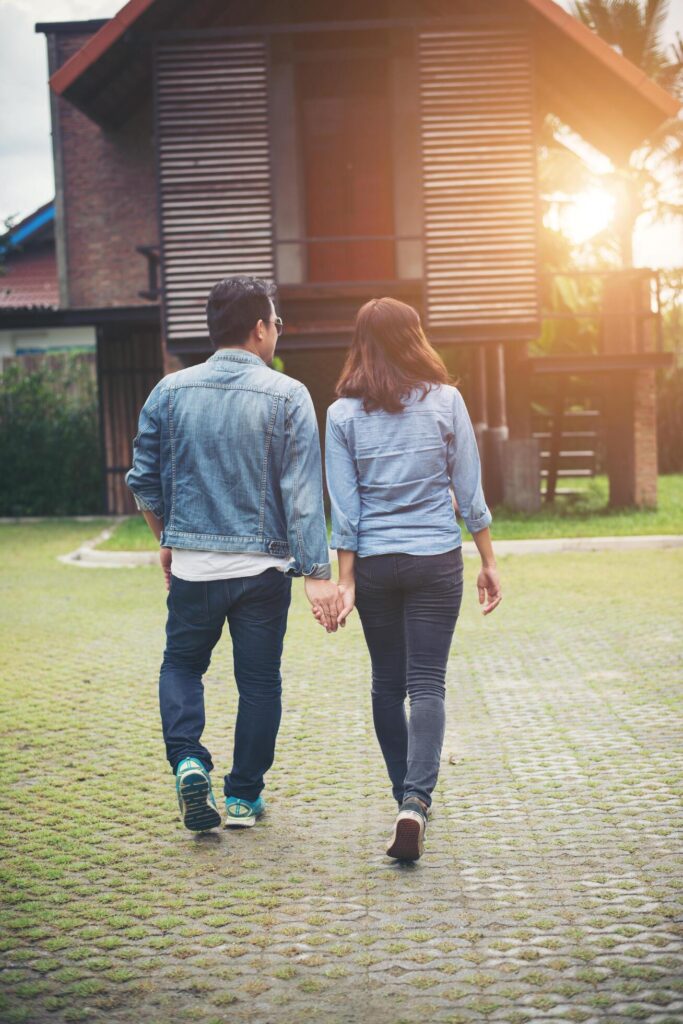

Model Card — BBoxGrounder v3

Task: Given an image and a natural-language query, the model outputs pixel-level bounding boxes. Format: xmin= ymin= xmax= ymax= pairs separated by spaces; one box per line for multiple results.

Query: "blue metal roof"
xmin=1 ymin=201 xmax=55 ymax=255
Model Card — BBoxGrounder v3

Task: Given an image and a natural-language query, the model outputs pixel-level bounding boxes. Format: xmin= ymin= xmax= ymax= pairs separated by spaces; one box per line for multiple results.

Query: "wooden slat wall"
xmin=156 ymin=40 xmax=274 ymax=344
xmin=418 ymin=30 xmax=539 ymax=333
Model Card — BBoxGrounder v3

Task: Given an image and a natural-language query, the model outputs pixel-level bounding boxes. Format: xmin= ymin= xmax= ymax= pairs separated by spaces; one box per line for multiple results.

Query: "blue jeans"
xmin=355 ymin=548 xmax=464 ymax=807
xmin=159 ymin=568 xmax=292 ymax=802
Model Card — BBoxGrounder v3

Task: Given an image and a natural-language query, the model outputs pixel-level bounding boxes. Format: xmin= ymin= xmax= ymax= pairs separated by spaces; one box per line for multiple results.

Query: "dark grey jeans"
xmin=355 ymin=548 xmax=464 ymax=808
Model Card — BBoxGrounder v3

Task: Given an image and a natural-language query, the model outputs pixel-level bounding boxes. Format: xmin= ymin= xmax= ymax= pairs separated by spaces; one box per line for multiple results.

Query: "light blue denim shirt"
xmin=325 ymin=384 xmax=491 ymax=557
xmin=125 ymin=349 xmax=331 ymax=578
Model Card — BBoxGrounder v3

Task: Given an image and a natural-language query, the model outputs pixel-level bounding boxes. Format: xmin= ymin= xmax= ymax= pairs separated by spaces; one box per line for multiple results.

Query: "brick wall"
xmin=633 ymin=370 xmax=658 ymax=508
xmin=605 ymin=370 xmax=658 ymax=509
xmin=51 ymin=32 xmax=158 ymax=309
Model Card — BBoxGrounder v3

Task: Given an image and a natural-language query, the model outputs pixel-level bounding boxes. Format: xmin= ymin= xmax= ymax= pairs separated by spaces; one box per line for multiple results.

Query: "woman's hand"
xmin=477 ymin=566 xmax=501 ymax=615
xmin=311 ymin=580 xmax=355 ymax=629
xmin=337 ymin=581 xmax=355 ymax=626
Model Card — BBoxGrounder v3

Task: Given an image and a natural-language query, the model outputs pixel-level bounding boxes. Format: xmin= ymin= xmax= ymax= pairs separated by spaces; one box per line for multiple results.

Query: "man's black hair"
xmin=206 ymin=277 xmax=277 ymax=348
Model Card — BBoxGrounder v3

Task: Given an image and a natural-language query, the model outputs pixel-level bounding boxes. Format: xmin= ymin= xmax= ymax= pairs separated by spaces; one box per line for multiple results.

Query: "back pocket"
xmin=169 ymin=576 xmax=210 ymax=627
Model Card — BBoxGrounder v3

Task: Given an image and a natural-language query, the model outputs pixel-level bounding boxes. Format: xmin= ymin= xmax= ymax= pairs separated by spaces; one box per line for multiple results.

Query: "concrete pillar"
xmin=500 ymin=342 xmax=540 ymax=511
xmin=502 ymin=439 xmax=541 ymax=513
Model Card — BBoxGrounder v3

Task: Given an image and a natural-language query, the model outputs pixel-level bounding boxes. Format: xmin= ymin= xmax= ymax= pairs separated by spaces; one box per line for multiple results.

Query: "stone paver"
xmin=1 ymin=521 xmax=682 ymax=1024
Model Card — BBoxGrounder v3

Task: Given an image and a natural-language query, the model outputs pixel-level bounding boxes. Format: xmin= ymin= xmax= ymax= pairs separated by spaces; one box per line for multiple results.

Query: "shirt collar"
xmin=208 ymin=348 xmax=265 ymax=367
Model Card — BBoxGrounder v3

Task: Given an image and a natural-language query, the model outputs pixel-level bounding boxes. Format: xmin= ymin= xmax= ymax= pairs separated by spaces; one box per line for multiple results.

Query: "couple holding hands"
xmin=127 ymin=276 xmax=501 ymax=863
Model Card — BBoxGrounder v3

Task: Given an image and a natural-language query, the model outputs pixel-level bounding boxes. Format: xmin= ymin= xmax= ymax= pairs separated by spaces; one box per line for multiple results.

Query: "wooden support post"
xmin=469 ymin=345 xmax=488 ymax=452
xmin=544 ymin=376 xmax=568 ymax=505
xmin=483 ymin=342 xmax=508 ymax=506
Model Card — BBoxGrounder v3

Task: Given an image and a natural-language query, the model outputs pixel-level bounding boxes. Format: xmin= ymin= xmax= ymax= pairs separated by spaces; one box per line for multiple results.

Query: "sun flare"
xmin=545 ymin=187 xmax=616 ymax=245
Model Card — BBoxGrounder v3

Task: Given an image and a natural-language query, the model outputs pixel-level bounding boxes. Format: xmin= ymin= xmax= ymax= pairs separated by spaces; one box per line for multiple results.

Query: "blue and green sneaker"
xmin=175 ymin=757 xmax=221 ymax=832
xmin=224 ymin=795 xmax=265 ymax=828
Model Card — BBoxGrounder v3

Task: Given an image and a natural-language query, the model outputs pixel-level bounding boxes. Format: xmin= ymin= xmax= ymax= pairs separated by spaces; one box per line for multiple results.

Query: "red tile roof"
xmin=0 ymin=248 xmax=59 ymax=310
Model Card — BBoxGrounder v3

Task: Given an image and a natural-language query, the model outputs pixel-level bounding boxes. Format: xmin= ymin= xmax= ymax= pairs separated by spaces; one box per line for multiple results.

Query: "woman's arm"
xmin=448 ymin=390 xmax=501 ymax=615
xmin=322 ymin=409 xmax=360 ymax=629
xmin=336 ymin=549 xmax=356 ymax=626
xmin=470 ymin=527 xmax=502 ymax=615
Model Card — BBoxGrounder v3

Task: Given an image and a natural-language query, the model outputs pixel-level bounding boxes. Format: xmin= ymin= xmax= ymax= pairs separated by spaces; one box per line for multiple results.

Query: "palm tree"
xmin=570 ymin=0 xmax=683 ymax=265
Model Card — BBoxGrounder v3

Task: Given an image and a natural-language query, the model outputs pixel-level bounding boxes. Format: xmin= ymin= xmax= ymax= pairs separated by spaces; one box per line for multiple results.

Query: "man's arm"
xmin=126 ymin=381 xmax=170 ymax=588
xmin=141 ymin=509 xmax=172 ymax=591
xmin=280 ymin=385 xmax=342 ymax=631
xmin=126 ymin=381 xmax=165 ymax=521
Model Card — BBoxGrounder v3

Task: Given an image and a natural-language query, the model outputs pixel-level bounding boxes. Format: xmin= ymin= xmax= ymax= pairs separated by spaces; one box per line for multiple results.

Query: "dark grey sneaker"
xmin=386 ymin=796 xmax=427 ymax=861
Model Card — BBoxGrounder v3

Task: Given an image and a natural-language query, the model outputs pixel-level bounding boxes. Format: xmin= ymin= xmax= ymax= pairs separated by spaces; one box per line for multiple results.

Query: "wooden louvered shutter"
xmin=419 ymin=30 xmax=539 ymax=338
xmin=156 ymin=40 xmax=274 ymax=345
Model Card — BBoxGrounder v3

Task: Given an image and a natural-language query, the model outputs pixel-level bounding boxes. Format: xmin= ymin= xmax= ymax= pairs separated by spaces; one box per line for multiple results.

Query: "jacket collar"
xmin=208 ymin=348 xmax=265 ymax=367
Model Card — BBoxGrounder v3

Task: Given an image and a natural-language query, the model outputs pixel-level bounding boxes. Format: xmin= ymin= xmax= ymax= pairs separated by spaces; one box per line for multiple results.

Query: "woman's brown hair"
xmin=336 ymin=297 xmax=450 ymax=413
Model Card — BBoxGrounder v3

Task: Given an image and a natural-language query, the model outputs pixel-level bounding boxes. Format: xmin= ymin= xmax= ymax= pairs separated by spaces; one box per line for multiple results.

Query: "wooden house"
xmin=37 ymin=0 xmax=678 ymax=513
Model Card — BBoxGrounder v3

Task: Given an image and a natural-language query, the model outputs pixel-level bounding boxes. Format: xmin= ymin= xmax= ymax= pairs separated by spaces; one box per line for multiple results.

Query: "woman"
xmin=317 ymin=297 xmax=501 ymax=862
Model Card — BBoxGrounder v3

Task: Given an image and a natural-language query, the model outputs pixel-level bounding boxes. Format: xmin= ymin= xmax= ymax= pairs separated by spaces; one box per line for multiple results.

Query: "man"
xmin=126 ymin=277 xmax=342 ymax=832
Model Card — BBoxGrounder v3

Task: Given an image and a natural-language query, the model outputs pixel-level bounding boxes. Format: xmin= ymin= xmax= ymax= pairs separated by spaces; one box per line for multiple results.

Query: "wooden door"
xmin=97 ymin=325 xmax=163 ymax=515
xmin=298 ymin=57 xmax=395 ymax=283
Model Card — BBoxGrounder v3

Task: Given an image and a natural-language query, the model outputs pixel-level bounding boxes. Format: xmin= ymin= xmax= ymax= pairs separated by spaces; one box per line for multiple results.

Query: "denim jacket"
xmin=326 ymin=384 xmax=491 ymax=557
xmin=125 ymin=349 xmax=331 ymax=578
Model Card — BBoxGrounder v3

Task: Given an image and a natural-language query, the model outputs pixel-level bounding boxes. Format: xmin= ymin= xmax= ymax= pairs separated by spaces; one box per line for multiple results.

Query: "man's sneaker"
xmin=386 ymin=796 xmax=427 ymax=861
xmin=224 ymin=795 xmax=265 ymax=828
xmin=175 ymin=757 xmax=221 ymax=832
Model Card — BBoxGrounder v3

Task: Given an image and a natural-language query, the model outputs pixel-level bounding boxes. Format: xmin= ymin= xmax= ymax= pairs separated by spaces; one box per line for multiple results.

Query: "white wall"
xmin=0 ymin=325 xmax=96 ymax=362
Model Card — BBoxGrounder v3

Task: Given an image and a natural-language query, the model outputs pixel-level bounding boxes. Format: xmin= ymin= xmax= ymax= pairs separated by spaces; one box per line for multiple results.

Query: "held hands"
xmin=477 ymin=565 xmax=502 ymax=615
xmin=306 ymin=577 xmax=355 ymax=633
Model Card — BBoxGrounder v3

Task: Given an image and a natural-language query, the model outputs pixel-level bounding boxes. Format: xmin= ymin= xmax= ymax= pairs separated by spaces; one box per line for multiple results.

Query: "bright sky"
xmin=1 ymin=0 xmax=683 ymax=267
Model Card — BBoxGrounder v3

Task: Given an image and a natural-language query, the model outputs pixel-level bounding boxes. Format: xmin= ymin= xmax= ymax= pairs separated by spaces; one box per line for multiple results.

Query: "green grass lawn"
xmin=99 ymin=475 xmax=683 ymax=550
xmin=490 ymin=473 xmax=683 ymax=540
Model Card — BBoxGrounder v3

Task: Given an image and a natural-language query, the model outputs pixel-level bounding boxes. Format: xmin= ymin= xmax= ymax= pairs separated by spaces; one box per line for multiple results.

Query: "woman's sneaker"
xmin=175 ymin=757 xmax=221 ymax=832
xmin=386 ymin=796 xmax=427 ymax=861
xmin=224 ymin=795 xmax=265 ymax=828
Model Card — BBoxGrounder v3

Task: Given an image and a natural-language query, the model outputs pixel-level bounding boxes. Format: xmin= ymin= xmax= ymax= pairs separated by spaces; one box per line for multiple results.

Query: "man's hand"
xmin=477 ymin=566 xmax=502 ymax=615
xmin=160 ymin=547 xmax=172 ymax=592
xmin=304 ymin=577 xmax=343 ymax=633
xmin=311 ymin=581 xmax=355 ymax=629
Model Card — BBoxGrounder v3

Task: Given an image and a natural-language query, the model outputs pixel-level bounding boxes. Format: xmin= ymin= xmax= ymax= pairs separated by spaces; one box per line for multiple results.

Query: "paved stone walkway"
xmin=1 ymin=522 xmax=682 ymax=1024
xmin=58 ymin=530 xmax=683 ymax=569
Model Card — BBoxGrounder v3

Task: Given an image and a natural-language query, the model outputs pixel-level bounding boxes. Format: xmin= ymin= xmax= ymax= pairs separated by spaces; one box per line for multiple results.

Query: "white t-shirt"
xmin=171 ymin=549 xmax=290 ymax=582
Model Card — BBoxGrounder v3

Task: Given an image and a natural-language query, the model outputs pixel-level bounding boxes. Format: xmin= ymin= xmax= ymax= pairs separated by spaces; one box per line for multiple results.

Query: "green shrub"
xmin=0 ymin=353 xmax=102 ymax=515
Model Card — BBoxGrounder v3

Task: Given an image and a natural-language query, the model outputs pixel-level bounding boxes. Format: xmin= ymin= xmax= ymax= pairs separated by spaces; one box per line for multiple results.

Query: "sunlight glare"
xmin=545 ymin=188 xmax=616 ymax=245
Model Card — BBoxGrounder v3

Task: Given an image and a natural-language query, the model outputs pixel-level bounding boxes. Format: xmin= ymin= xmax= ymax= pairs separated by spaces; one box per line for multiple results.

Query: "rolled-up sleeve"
xmin=280 ymin=385 xmax=331 ymax=579
xmin=448 ymin=389 xmax=492 ymax=535
xmin=125 ymin=381 xmax=165 ymax=520
xmin=325 ymin=409 xmax=360 ymax=552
